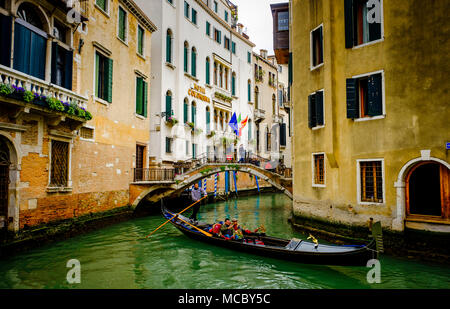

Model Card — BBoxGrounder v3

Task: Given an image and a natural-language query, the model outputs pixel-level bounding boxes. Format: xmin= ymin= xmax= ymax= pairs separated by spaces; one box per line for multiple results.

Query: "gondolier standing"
xmin=189 ymin=183 xmax=206 ymax=221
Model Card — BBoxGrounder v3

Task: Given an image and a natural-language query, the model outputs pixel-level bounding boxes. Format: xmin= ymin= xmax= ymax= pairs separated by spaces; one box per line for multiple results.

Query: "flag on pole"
xmin=228 ymin=112 xmax=239 ymax=135
xmin=240 ymin=116 xmax=248 ymax=128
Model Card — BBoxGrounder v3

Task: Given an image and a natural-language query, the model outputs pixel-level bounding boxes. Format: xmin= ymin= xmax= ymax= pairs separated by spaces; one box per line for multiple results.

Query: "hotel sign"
xmin=188 ymin=84 xmax=210 ymax=103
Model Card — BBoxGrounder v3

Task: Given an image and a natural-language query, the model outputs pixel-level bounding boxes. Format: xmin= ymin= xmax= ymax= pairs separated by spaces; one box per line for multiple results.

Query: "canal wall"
xmin=290 ymin=214 xmax=450 ymax=265
xmin=0 ymin=206 xmax=135 ymax=258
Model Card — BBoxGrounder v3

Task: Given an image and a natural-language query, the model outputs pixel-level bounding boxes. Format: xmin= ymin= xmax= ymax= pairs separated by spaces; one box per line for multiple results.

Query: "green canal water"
xmin=0 ymin=193 xmax=449 ymax=289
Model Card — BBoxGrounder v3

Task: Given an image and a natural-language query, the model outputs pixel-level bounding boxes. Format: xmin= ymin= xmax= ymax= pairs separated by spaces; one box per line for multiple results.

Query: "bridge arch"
xmin=130 ymin=163 xmax=293 ymax=210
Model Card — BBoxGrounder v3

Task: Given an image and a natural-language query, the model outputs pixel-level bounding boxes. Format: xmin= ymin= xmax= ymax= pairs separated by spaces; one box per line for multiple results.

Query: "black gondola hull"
xmin=162 ymin=207 xmax=378 ymax=266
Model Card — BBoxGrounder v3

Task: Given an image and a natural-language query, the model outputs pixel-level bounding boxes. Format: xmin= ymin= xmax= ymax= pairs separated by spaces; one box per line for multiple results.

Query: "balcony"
xmin=0 ymin=65 xmax=89 ymax=128
xmin=273 ymin=114 xmax=283 ymax=123
xmin=254 ymin=108 xmax=266 ymax=122
xmin=133 ymin=168 xmax=175 ymax=183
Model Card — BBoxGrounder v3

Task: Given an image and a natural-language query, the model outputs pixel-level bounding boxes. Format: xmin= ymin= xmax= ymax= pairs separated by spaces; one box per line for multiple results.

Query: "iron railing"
xmin=133 ymin=168 xmax=175 ymax=182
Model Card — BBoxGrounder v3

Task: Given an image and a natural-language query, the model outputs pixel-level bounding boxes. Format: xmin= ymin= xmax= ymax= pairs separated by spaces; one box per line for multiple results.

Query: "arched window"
xmin=272 ymin=94 xmax=276 ymax=115
xmin=191 ymin=101 xmax=196 ymax=125
xmin=14 ymin=3 xmax=47 ymax=80
xmin=224 ymin=68 xmax=229 ymax=90
xmin=166 ymin=29 xmax=173 ymax=63
xmin=219 ymin=111 xmax=223 ymax=131
xmin=219 ymin=65 xmax=223 ymax=88
xmin=206 ymin=57 xmax=210 ymax=85
xmin=248 ymin=119 xmax=252 ymax=140
xmin=184 ymin=98 xmax=189 ymax=123
xmin=247 ymin=80 xmax=251 ymax=102
xmin=191 ymin=47 xmax=197 ymax=77
xmin=231 ymin=72 xmax=236 ymax=96
xmin=266 ymin=127 xmax=271 ymax=152
xmin=206 ymin=106 xmax=211 ymax=133
xmin=184 ymin=41 xmax=189 ymax=73
xmin=255 ymin=86 xmax=259 ymax=109
xmin=165 ymin=91 xmax=172 ymax=121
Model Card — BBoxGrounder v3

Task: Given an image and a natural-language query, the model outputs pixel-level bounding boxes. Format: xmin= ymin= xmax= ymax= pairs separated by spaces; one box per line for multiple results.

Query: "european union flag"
xmin=228 ymin=112 xmax=239 ymax=135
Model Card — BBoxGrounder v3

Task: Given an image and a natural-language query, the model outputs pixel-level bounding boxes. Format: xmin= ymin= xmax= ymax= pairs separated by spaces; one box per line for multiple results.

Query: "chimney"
xmin=237 ymin=23 xmax=243 ymax=35
xmin=260 ymin=49 xmax=267 ymax=59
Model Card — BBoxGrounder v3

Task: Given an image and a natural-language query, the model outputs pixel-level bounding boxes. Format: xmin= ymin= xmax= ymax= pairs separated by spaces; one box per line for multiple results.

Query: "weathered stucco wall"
xmin=291 ymin=0 xmax=450 ymax=232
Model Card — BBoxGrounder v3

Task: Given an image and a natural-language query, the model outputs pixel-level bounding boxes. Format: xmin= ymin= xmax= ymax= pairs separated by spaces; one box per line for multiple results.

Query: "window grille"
xmin=50 ymin=140 xmax=69 ymax=187
xmin=360 ymin=161 xmax=383 ymax=203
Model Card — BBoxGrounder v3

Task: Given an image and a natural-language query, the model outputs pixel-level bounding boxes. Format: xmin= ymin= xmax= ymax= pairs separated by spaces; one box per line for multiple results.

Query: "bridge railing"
xmin=133 ymin=168 xmax=175 ymax=182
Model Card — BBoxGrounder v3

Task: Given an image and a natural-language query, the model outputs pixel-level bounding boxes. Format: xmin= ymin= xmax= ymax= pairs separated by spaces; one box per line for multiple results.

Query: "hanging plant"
xmin=46 ymin=97 xmax=65 ymax=112
xmin=0 ymin=83 xmax=13 ymax=96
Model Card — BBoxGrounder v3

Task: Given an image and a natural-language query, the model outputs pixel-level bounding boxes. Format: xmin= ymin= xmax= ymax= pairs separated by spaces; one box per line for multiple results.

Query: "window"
xmin=254 ymin=86 xmax=259 ymax=108
xmin=280 ymin=123 xmax=287 ymax=147
xmin=184 ymin=98 xmax=189 ymax=123
xmin=247 ymin=52 xmax=251 ymax=64
xmin=206 ymin=21 xmax=211 ymax=36
xmin=308 ymin=90 xmax=324 ymax=129
xmin=192 ymin=8 xmax=197 ymax=25
xmin=137 ymin=25 xmax=144 ymax=56
xmin=213 ymin=62 xmax=217 ymax=85
xmin=231 ymin=72 xmax=236 ymax=96
xmin=165 ymin=91 xmax=172 ymax=121
xmin=247 ymin=80 xmax=251 ymax=102
xmin=166 ymin=137 xmax=173 ymax=153
xmin=13 ymin=3 xmax=46 ymax=80
xmin=346 ymin=72 xmax=383 ymax=119
xmin=167 ymin=0 xmax=173 ymax=4
xmin=53 ymin=19 xmax=68 ymax=44
xmin=166 ymin=29 xmax=173 ymax=63
xmin=50 ymin=140 xmax=69 ymax=187
xmin=225 ymin=11 xmax=228 ymax=22
xmin=80 ymin=127 xmax=94 ymax=140
xmin=191 ymin=47 xmax=197 ymax=77
xmin=310 ymin=25 xmax=323 ymax=69
xmin=51 ymin=43 xmax=73 ymax=90
xmin=224 ymin=36 xmax=230 ymax=50
xmin=118 ymin=6 xmax=127 ymax=42
xmin=192 ymin=143 xmax=197 ymax=158
xmin=95 ymin=51 xmax=113 ymax=103
xmin=313 ymin=153 xmax=325 ymax=186
xmin=96 ymin=0 xmax=108 ymax=13
xmin=184 ymin=1 xmax=190 ymax=18
xmin=214 ymin=1 xmax=218 ymax=13
xmin=359 ymin=160 xmax=384 ymax=203
xmin=272 ymin=94 xmax=276 ymax=115
xmin=135 ymin=77 xmax=148 ymax=117
xmin=191 ymin=102 xmax=196 ymax=125
xmin=214 ymin=28 xmax=221 ymax=44
xmin=345 ymin=0 xmax=382 ymax=48
xmin=265 ymin=127 xmax=271 ymax=152
xmin=232 ymin=42 xmax=236 ymax=54
xmin=184 ymin=41 xmax=189 ymax=72
xmin=206 ymin=107 xmax=211 ymax=133
xmin=205 ymin=57 xmax=210 ymax=84
xmin=248 ymin=119 xmax=252 ymax=140
xmin=278 ymin=11 xmax=289 ymax=31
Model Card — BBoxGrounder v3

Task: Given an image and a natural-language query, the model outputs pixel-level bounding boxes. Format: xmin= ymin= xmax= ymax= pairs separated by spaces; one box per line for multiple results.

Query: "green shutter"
xmin=166 ymin=94 xmax=172 ymax=121
xmin=138 ymin=26 xmax=144 ymax=55
xmin=184 ymin=46 xmax=188 ymax=72
xmin=106 ymin=57 xmax=113 ymax=103
xmin=367 ymin=73 xmax=383 ymax=116
xmin=280 ymin=123 xmax=286 ymax=146
xmin=143 ymin=81 xmax=148 ymax=117
xmin=206 ymin=109 xmax=210 ymax=132
xmin=344 ymin=0 xmax=354 ymax=48
xmin=206 ymin=21 xmax=210 ymax=36
xmin=136 ymin=77 xmax=143 ymax=115
xmin=247 ymin=82 xmax=251 ymax=102
xmin=191 ymin=104 xmax=196 ymax=125
xmin=315 ymin=91 xmax=324 ymax=126
xmin=118 ymin=7 xmax=126 ymax=41
xmin=96 ymin=0 xmax=106 ymax=11
xmin=288 ymin=52 xmax=293 ymax=85
xmin=95 ymin=53 xmax=100 ymax=98
xmin=232 ymin=74 xmax=235 ymax=96
xmin=191 ymin=50 xmax=196 ymax=77
xmin=166 ymin=32 xmax=171 ymax=63
xmin=206 ymin=58 xmax=210 ymax=84
xmin=308 ymin=94 xmax=316 ymax=128
xmin=184 ymin=101 xmax=188 ymax=123
xmin=346 ymin=78 xmax=358 ymax=119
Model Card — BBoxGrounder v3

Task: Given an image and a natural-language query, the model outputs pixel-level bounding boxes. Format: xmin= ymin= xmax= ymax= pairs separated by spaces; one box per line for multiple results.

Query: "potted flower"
xmin=10 ymin=85 xmax=25 ymax=100
xmin=33 ymin=93 xmax=48 ymax=107
xmin=46 ymin=96 xmax=65 ymax=112
xmin=207 ymin=130 xmax=216 ymax=138
xmin=166 ymin=116 xmax=179 ymax=126
xmin=0 ymin=83 xmax=13 ymax=97
xmin=23 ymin=90 xmax=34 ymax=103
xmin=186 ymin=121 xmax=195 ymax=130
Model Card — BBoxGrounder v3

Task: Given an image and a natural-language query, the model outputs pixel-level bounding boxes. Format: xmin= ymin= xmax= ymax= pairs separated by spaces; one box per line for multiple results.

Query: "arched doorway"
xmin=0 ymin=138 xmax=10 ymax=234
xmin=406 ymin=161 xmax=450 ymax=220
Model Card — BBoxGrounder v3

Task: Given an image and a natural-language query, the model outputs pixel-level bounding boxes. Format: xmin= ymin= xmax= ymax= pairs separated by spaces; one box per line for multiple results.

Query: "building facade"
xmin=135 ymin=0 xmax=256 ymax=166
xmin=290 ymin=0 xmax=450 ymax=234
xmin=0 ymin=0 xmax=156 ymax=233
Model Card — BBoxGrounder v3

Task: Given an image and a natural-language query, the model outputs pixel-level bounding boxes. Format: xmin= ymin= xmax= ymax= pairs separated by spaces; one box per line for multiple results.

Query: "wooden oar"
xmin=146 ymin=195 xmax=207 ymax=238
xmin=175 ymin=216 xmax=212 ymax=237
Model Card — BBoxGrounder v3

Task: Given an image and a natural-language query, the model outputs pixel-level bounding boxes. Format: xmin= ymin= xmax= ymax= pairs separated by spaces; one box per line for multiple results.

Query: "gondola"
xmin=162 ymin=204 xmax=383 ymax=266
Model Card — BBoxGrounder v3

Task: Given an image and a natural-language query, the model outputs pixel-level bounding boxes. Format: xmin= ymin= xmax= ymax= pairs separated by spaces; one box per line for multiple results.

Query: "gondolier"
xmin=189 ymin=183 xmax=206 ymax=221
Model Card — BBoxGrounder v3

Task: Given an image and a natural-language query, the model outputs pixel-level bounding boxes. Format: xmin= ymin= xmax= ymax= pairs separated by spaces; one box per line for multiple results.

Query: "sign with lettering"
xmin=188 ymin=84 xmax=210 ymax=103
xmin=446 ymin=142 xmax=450 ymax=150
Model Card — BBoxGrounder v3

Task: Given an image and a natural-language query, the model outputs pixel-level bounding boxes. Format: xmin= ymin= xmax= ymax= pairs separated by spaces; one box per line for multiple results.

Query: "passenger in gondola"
xmin=220 ymin=218 xmax=234 ymax=238
xmin=209 ymin=221 xmax=223 ymax=237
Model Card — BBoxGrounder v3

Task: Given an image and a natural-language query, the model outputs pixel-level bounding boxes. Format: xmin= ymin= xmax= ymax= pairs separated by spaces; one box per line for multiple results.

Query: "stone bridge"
xmin=129 ymin=163 xmax=293 ymax=209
